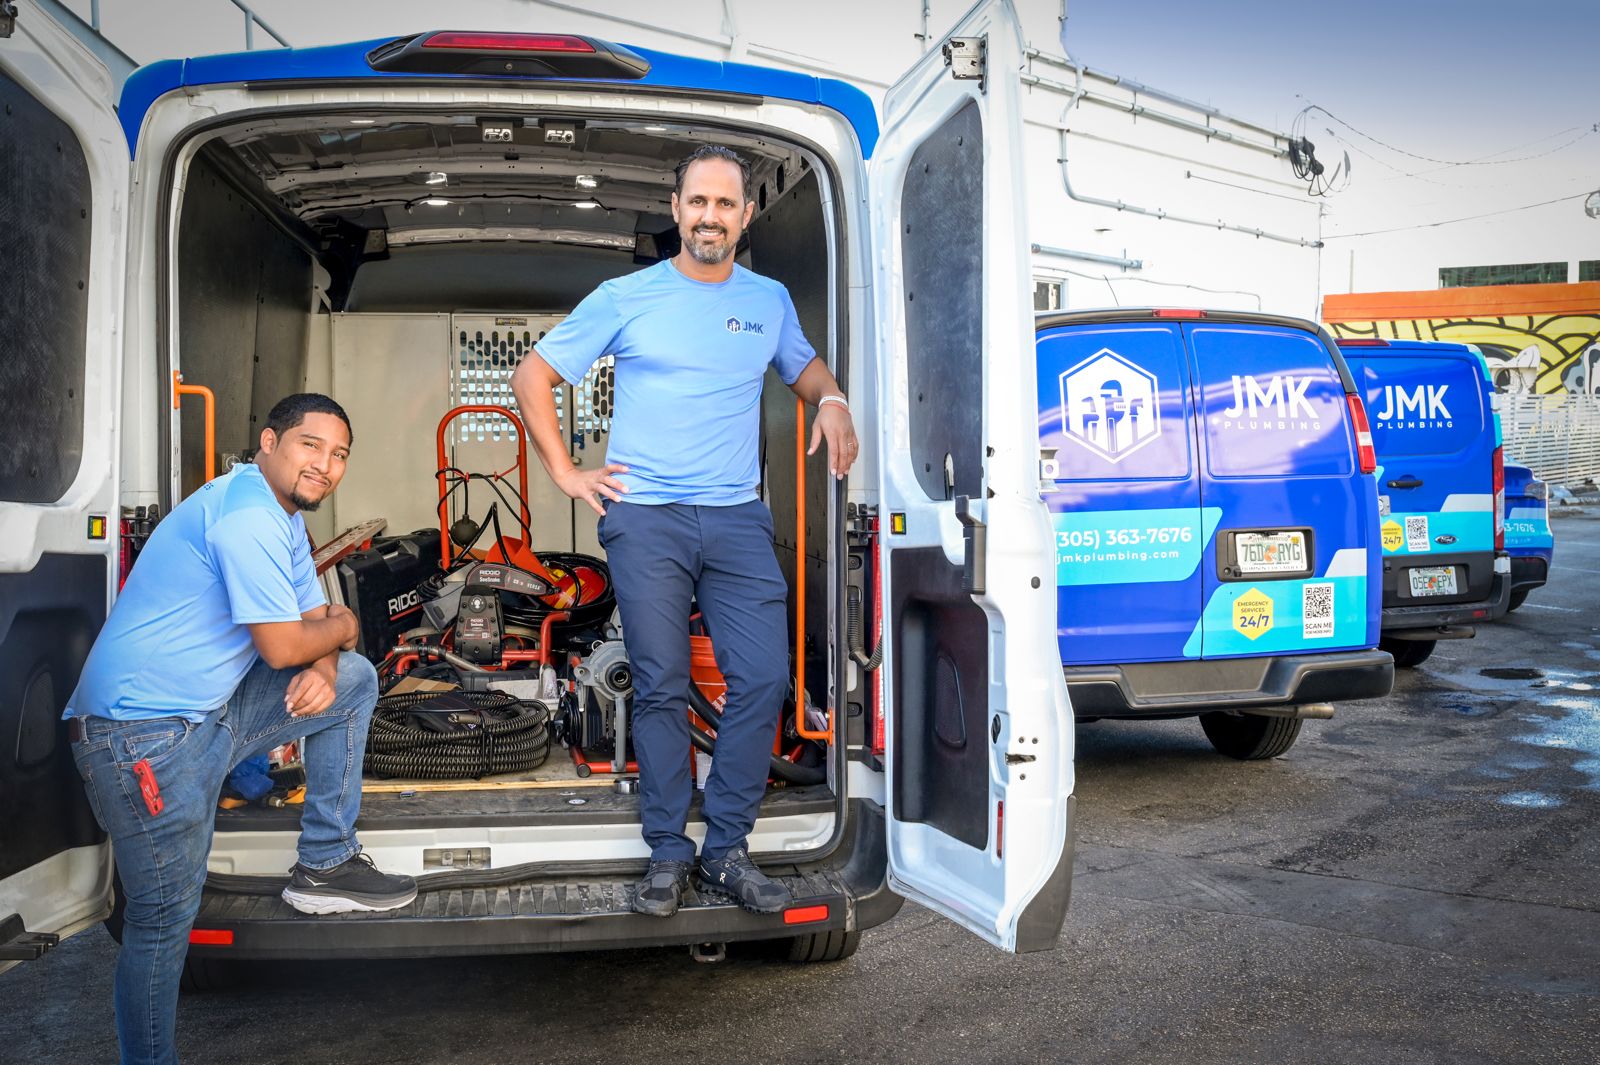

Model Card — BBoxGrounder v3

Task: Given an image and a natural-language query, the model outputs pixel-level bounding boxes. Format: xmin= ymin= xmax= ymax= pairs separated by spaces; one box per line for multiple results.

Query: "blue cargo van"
xmin=1338 ymin=339 xmax=1511 ymax=666
xmin=1 ymin=0 xmax=1077 ymax=975
xmin=1503 ymin=461 xmax=1553 ymax=612
xmin=1037 ymin=309 xmax=1393 ymax=760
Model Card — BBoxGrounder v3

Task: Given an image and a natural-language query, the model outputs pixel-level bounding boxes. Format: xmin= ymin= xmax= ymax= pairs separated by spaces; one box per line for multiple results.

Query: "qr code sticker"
xmin=1404 ymin=515 xmax=1431 ymax=553
xmin=1302 ymin=583 xmax=1335 ymax=638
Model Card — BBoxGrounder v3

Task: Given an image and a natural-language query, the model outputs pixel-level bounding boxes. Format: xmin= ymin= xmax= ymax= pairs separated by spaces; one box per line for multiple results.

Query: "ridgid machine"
xmin=336 ymin=405 xmax=824 ymax=786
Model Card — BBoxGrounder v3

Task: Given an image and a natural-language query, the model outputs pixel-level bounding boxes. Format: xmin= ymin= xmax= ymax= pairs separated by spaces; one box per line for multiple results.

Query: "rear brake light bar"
xmin=1151 ymin=308 xmax=1207 ymax=319
xmin=1346 ymin=393 xmax=1377 ymax=474
xmin=1335 ymin=338 xmax=1391 ymax=347
xmin=422 ymin=32 xmax=594 ymax=52
xmin=368 ymin=31 xmax=649 ymax=79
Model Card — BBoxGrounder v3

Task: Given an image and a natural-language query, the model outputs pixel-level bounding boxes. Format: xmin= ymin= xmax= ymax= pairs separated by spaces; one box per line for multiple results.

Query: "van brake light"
xmin=1335 ymin=338 xmax=1391 ymax=347
xmin=367 ymin=31 xmax=649 ymax=79
xmin=1346 ymin=393 xmax=1377 ymax=474
xmin=1151 ymin=308 xmax=1207 ymax=319
xmin=1493 ymin=446 xmax=1505 ymax=552
xmin=422 ymin=32 xmax=594 ymax=52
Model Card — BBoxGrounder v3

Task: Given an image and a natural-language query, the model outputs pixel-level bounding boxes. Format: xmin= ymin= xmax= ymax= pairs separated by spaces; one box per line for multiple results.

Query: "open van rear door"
xmin=869 ymin=0 xmax=1075 ymax=952
xmin=0 ymin=2 xmax=126 ymax=970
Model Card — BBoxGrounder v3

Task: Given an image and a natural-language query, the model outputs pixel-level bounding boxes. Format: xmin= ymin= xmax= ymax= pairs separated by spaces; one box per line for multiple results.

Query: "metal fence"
xmin=1499 ymin=392 xmax=1600 ymax=487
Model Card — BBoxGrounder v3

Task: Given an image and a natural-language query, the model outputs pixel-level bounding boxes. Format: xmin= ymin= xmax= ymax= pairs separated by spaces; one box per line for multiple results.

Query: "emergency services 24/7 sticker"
xmin=1232 ymin=587 xmax=1274 ymax=640
xmin=1381 ymin=519 xmax=1404 ymax=553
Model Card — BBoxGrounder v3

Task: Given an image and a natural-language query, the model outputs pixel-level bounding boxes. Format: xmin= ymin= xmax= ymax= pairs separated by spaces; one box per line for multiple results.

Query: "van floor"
xmin=213 ymin=780 xmax=834 ymax=832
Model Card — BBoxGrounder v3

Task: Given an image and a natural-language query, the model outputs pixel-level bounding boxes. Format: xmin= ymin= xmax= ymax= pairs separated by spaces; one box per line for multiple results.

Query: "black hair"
xmin=264 ymin=393 xmax=353 ymax=447
xmin=673 ymin=144 xmax=754 ymax=203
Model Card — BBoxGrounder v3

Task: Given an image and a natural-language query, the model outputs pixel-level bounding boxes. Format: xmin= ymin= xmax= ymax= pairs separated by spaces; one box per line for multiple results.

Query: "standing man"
xmin=511 ymin=145 xmax=857 ymax=916
xmin=65 ymin=394 xmax=415 ymax=1065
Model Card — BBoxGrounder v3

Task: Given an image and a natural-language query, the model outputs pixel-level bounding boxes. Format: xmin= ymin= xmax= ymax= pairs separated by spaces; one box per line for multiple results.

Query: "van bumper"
xmin=1063 ymin=649 xmax=1394 ymax=718
xmin=1509 ymin=555 xmax=1549 ymax=598
xmin=1381 ymin=563 xmax=1513 ymax=638
xmin=187 ymin=799 xmax=901 ymax=961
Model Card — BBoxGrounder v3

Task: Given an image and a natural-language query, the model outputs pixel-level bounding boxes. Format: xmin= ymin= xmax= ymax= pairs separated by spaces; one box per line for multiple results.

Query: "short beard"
xmin=685 ymin=227 xmax=735 ymax=265
xmin=288 ymin=490 xmax=323 ymax=512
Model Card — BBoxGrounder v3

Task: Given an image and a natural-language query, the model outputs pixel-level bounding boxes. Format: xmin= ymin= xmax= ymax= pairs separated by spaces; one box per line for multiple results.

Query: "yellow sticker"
xmin=1232 ymin=587 xmax=1274 ymax=640
xmin=1381 ymin=519 xmax=1404 ymax=553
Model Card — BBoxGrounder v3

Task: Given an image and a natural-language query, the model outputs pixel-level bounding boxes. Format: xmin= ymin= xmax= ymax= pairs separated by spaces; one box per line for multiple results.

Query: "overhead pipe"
xmin=1031 ymin=242 xmax=1142 ymax=271
xmin=1053 ymin=123 xmax=1323 ymax=249
xmin=1024 ymin=71 xmax=1288 ymax=159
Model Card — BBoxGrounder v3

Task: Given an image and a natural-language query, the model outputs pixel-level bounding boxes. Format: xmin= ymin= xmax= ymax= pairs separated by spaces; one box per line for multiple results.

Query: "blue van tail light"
xmin=1493 ymin=446 xmax=1506 ymax=551
xmin=1335 ymin=338 xmax=1390 ymax=348
xmin=1346 ymin=393 xmax=1377 ymax=474
xmin=367 ymin=32 xmax=650 ymax=79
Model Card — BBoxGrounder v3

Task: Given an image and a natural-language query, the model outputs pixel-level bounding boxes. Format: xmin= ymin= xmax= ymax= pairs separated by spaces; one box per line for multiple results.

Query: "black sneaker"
xmin=281 ymin=852 xmax=417 ymax=915
xmin=695 ymin=847 xmax=791 ymax=914
xmin=634 ymin=859 xmax=692 ymax=918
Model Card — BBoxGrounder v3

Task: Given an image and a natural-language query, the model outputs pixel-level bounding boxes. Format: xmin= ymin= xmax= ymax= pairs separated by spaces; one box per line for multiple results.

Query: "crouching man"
xmin=64 ymin=394 xmax=414 ymax=1065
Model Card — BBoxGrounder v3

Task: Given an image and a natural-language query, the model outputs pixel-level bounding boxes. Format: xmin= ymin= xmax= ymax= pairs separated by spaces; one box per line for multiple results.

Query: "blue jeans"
xmin=69 ymin=652 xmax=379 ymax=1065
xmin=598 ymin=500 xmax=789 ymax=862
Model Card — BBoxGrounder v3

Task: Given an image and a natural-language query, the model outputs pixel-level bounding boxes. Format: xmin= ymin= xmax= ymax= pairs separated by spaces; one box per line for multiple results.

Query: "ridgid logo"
xmin=1374 ymin=384 xmax=1453 ymax=428
xmin=1216 ymin=374 xmax=1323 ymax=431
xmin=725 ymin=317 xmax=765 ymax=335
xmin=1059 ymin=348 xmax=1161 ymax=463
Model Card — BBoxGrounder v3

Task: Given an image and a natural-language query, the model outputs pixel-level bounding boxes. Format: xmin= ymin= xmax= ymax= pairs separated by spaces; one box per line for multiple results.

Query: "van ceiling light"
xmin=425 ymin=172 xmax=449 ymax=186
xmin=644 ymin=125 xmax=667 ymax=132
xmin=573 ymin=200 xmax=600 ymax=210
xmin=423 ymin=198 xmax=451 ymax=207
xmin=575 ymin=174 xmax=599 ymax=189
xmin=367 ymin=31 xmax=650 ymax=80
xmin=350 ymin=118 xmax=377 ymax=126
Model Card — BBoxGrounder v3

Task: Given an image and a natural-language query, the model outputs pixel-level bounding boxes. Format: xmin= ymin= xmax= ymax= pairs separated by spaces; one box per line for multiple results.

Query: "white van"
xmin=0 ymin=0 xmax=1075 ymax=978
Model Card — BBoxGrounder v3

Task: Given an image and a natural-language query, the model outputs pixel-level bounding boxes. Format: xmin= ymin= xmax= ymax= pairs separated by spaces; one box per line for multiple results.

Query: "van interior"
xmin=159 ymin=109 xmax=855 ymax=868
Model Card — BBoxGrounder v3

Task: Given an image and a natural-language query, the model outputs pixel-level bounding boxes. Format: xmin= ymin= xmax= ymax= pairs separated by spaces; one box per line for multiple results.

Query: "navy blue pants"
xmin=598 ymin=500 xmax=788 ymax=862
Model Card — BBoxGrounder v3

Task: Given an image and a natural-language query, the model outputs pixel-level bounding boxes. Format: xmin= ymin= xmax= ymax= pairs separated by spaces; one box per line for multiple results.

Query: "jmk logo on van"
xmin=1216 ymin=375 xmax=1322 ymax=430
xmin=1374 ymin=384 xmax=1452 ymax=427
xmin=1058 ymin=348 xmax=1162 ymax=463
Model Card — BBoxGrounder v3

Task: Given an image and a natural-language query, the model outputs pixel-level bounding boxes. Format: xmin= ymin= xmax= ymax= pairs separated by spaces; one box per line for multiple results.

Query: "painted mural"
xmin=1324 ymin=282 xmax=1600 ymax=396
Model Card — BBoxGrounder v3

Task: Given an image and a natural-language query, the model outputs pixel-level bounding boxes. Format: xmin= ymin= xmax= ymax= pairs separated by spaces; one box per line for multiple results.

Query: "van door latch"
xmin=1039 ymin=447 xmax=1060 ymax=494
xmin=942 ymin=37 xmax=986 ymax=87
xmin=955 ymin=495 xmax=986 ymax=596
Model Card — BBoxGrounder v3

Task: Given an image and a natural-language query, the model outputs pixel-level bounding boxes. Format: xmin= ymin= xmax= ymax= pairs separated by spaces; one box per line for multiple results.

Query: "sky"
xmin=54 ymin=0 xmax=1600 ymax=264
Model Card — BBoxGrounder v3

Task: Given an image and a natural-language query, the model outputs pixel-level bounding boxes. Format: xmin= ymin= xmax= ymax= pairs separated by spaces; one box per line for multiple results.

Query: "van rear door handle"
xmin=1387 ymin=477 xmax=1424 ymax=489
xmin=954 ymin=495 xmax=986 ymax=596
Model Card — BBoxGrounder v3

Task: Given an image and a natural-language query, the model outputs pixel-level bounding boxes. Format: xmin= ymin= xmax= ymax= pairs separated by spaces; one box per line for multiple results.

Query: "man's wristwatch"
xmin=817 ymin=395 xmax=849 ymax=413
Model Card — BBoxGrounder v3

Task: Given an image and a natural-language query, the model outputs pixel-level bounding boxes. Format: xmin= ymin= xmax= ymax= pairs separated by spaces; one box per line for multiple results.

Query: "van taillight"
xmin=1335 ymin=338 xmax=1391 ymax=348
xmin=1493 ymin=446 xmax=1505 ymax=552
xmin=1151 ymin=308 xmax=1207 ymax=319
xmin=1346 ymin=393 xmax=1377 ymax=474
xmin=421 ymin=32 xmax=595 ymax=52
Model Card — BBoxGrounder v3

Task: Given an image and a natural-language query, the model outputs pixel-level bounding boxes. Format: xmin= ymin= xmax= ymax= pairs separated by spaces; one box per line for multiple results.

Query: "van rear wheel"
xmin=1380 ymin=637 xmax=1437 ymax=668
xmin=1199 ymin=712 xmax=1303 ymax=760
xmin=180 ymin=955 xmax=242 ymax=993
xmin=784 ymin=929 xmax=861 ymax=963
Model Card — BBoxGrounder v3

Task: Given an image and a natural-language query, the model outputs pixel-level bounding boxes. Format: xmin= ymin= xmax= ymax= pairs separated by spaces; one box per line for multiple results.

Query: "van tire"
xmin=1381 ymin=637 xmax=1437 ymax=668
xmin=1199 ymin=712 xmax=1303 ymax=760
xmin=180 ymin=955 xmax=242 ymax=993
xmin=784 ymin=929 xmax=861 ymax=963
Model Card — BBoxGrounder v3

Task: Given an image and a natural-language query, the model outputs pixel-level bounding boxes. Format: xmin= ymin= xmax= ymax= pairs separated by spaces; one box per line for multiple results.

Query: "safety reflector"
xmin=189 ymin=929 xmax=233 ymax=946
xmin=422 ymin=32 xmax=595 ymax=53
xmin=783 ymin=905 xmax=830 ymax=925
xmin=87 ymin=514 xmax=107 ymax=540
xmin=996 ymin=799 xmax=1005 ymax=858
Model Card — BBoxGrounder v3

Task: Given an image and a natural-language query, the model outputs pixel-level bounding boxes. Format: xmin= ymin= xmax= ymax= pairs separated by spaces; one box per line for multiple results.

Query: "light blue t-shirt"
xmin=535 ymin=259 xmax=818 ymax=505
xmin=64 ymin=463 xmax=325 ymax=723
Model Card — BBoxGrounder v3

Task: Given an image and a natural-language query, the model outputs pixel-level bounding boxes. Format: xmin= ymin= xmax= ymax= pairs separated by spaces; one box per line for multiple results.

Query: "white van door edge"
xmin=869 ymin=0 xmax=1076 ymax=953
xmin=0 ymin=2 xmax=127 ymax=969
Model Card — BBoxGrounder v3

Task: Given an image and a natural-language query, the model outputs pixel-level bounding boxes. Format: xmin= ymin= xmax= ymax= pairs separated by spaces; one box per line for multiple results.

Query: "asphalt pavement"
xmin=4 ymin=510 xmax=1598 ymax=1064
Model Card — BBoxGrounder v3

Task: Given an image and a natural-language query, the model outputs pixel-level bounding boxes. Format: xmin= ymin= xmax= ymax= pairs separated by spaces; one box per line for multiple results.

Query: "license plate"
xmin=1408 ymin=566 xmax=1458 ymax=597
xmin=1235 ymin=531 xmax=1308 ymax=575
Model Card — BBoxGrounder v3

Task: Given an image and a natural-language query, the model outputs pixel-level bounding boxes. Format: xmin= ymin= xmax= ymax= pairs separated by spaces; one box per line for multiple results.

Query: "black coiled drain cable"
xmin=365 ymin=690 xmax=551 ymax=779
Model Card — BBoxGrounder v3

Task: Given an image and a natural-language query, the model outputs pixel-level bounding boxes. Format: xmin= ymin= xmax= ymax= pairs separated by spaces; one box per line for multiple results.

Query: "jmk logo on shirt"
xmin=1374 ymin=384 xmax=1452 ymax=427
xmin=725 ymin=316 xmax=765 ymax=335
xmin=1216 ymin=375 xmax=1322 ymax=430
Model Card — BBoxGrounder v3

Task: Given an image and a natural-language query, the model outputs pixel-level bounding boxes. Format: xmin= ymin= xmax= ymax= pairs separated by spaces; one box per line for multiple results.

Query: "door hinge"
xmin=942 ymin=36 xmax=986 ymax=88
xmin=0 ymin=913 xmax=59 ymax=961
xmin=0 ymin=3 xmax=18 ymax=38
xmin=954 ymin=494 xmax=986 ymax=596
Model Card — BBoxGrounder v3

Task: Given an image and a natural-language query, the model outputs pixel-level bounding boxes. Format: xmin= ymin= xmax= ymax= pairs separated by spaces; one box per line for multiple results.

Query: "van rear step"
xmin=189 ymin=870 xmax=854 ymax=958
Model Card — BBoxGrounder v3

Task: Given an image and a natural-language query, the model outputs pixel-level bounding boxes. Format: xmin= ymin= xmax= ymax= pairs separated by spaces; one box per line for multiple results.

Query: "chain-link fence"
xmin=1499 ymin=392 xmax=1600 ymax=487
